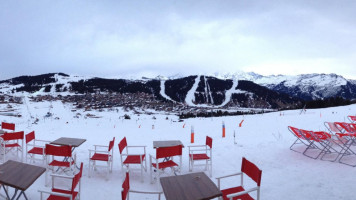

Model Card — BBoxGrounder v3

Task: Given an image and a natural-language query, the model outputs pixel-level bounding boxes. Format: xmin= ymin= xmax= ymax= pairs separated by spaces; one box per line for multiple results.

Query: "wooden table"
xmin=153 ymin=140 xmax=184 ymax=148
xmin=160 ymin=172 xmax=222 ymax=200
xmin=51 ymin=137 xmax=86 ymax=147
xmin=0 ymin=160 xmax=45 ymax=200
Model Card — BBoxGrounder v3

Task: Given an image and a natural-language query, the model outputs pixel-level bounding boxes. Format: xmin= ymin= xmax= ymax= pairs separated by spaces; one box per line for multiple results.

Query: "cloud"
xmin=0 ymin=0 xmax=356 ymax=80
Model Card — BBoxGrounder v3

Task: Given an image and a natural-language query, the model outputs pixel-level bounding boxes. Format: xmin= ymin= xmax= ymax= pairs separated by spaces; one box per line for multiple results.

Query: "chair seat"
xmin=221 ymin=186 xmax=254 ymax=200
xmin=91 ymin=153 xmax=110 ymax=161
xmin=124 ymin=155 xmax=145 ymax=164
xmin=4 ymin=143 xmax=20 ymax=148
xmin=152 ymin=160 xmax=178 ymax=169
xmin=47 ymin=188 xmax=78 ymax=200
xmin=49 ymin=160 xmax=73 ymax=167
xmin=28 ymin=147 xmax=45 ymax=155
xmin=189 ymin=153 xmax=210 ymax=160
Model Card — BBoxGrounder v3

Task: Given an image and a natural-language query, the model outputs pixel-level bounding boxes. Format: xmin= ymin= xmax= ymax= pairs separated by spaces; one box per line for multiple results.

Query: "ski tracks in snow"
xmin=185 ymin=76 xmax=201 ymax=106
xmin=162 ymin=76 xmax=244 ymax=107
xmin=160 ymin=80 xmax=174 ymax=102
xmin=216 ymin=78 xmax=244 ymax=108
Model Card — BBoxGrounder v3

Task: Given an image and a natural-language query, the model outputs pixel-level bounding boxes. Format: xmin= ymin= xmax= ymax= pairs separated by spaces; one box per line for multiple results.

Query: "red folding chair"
xmin=188 ymin=136 xmax=213 ymax=177
xmin=298 ymin=129 xmax=342 ymax=160
xmin=88 ymin=137 xmax=115 ymax=178
xmin=1 ymin=122 xmax=15 ymax=133
xmin=149 ymin=145 xmax=182 ymax=183
xmin=0 ymin=131 xmax=24 ymax=162
xmin=216 ymin=157 xmax=262 ymax=200
xmin=45 ymin=144 xmax=76 ymax=186
xmin=25 ymin=131 xmax=50 ymax=164
xmin=348 ymin=116 xmax=356 ymax=123
xmin=288 ymin=126 xmax=315 ymax=153
xmin=118 ymin=137 xmax=147 ymax=182
xmin=333 ymin=122 xmax=356 ymax=166
xmin=39 ymin=163 xmax=83 ymax=200
xmin=121 ymin=172 xmax=162 ymax=200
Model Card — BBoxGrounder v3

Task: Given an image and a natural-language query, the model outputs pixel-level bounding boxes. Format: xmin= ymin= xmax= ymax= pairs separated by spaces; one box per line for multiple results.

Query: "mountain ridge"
xmin=0 ymin=72 xmax=355 ymax=112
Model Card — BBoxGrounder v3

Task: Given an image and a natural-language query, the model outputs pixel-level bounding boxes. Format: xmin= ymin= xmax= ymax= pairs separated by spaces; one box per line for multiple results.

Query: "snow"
xmin=1 ymin=100 xmax=356 ymax=199
xmin=185 ymin=75 xmax=201 ymax=106
xmin=215 ymin=78 xmax=246 ymax=108
xmin=183 ymin=76 xmax=247 ymax=108
xmin=159 ymin=80 xmax=174 ymax=102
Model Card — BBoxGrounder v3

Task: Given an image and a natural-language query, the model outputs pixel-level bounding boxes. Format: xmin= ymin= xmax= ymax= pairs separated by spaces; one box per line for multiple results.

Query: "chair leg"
xmin=144 ymin=158 xmax=147 ymax=172
xmin=141 ymin=163 xmax=144 ymax=182
xmin=189 ymin=157 xmax=191 ymax=171
xmin=88 ymin=160 xmax=91 ymax=178
xmin=45 ymin=169 xmax=48 ymax=186
xmin=150 ymin=157 xmax=153 ymax=183
xmin=191 ymin=160 xmax=194 ymax=172
xmin=209 ymin=159 xmax=212 ymax=177
xmin=107 ymin=161 xmax=110 ymax=179
xmin=110 ymin=156 xmax=113 ymax=172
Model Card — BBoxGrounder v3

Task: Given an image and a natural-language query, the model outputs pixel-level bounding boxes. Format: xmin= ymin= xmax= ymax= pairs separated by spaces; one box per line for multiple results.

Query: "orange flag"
xmin=239 ymin=120 xmax=244 ymax=127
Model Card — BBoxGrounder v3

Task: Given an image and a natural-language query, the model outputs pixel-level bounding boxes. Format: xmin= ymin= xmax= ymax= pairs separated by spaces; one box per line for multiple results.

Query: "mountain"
xmin=0 ymin=73 xmax=302 ymax=110
xmin=210 ymin=72 xmax=356 ymax=101
xmin=2 ymin=71 xmax=354 ymax=111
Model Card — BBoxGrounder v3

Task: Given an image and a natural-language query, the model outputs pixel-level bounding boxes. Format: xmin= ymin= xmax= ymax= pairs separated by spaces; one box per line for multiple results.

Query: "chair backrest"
xmin=71 ymin=163 xmax=83 ymax=193
xmin=45 ymin=144 xmax=72 ymax=157
xmin=206 ymin=136 xmax=212 ymax=149
xmin=118 ymin=137 xmax=127 ymax=154
xmin=109 ymin=137 xmax=115 ymax=152
xmin=348 ymin=116 xmax=356 ymax=123
xmin=241 ymin=157 xmax=262 ymax=186
xmin=313 ymin=131 xmax=331 ymax=140
xmin=1 ymin=122 xmax=15 ymax=131
xmin=2 ymin=131 xmax=24 ymax=141
xmin=25 ymin=131 xmax=35 ymax=144
xmin=288 ymin=126 xmax=305 ymax=139
xmin=324 ymin=122 xmax=341 ymax=133
xmin=335 ymin=122 xmax=355 ymax=133
xmin=350 ymin=123 xmax=356 ymax=131
xmin=156 ymin=145 xmax=182 ymax=159
xmin=121 ymin=172 xmax=130 ymax=200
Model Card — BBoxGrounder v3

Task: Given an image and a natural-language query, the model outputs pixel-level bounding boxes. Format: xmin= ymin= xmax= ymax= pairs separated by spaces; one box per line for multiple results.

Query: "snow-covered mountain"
xmin=0 ymin=73 xmax=302 ymax=110
xmin=0 ymin=72 xmax=354 ymax=111
xmin=211 ymin=72 xmax=356 ymax=101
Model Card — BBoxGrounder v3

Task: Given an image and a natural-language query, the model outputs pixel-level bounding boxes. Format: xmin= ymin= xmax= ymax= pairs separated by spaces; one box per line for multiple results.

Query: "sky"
xmin=1 ymin=0 xmax=356 ymax=80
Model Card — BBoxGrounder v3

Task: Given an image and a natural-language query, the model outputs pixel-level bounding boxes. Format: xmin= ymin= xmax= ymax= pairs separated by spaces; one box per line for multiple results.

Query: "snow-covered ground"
xmin=1 ymin=101 xmax=356 ymax=199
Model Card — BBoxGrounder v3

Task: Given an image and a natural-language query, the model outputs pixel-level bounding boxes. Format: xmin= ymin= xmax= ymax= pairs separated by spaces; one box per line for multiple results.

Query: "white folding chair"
xmin=188 ymin=136 xmax=213 ymax=177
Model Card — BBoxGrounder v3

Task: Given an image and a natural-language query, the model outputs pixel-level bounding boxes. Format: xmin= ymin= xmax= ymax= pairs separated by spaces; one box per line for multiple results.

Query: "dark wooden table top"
xmin=160 ymin=172 xmax=222 ymax=200
xmin=153 ymin=140 xmax=184 ymax=148
xmin=0 ymin=160 xmax=45 ymax=191
xmin=51 ymin=137 xmax=86 ymax=147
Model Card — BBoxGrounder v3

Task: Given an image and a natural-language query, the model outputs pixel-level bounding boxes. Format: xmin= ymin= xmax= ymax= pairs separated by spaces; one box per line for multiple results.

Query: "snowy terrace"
xmin=0 ymin=100 xmax=356 ymax=199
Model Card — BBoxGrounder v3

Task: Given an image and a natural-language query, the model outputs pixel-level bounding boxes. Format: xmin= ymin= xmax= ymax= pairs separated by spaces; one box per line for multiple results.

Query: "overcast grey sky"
xmin=1 ymin=0 xmax=356 ymax=80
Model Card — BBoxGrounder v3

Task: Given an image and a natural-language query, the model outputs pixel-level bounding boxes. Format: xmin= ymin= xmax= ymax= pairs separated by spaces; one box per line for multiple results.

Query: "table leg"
xmin=16 ymin=191 xmax=28 ymax=200
xmin=2 ymin=187 xmax=28 ymax=200
xmin=2 ymin=185 xmax=11 ymax=199
xmin=11 ymin=189 xmax=18 ymax=200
